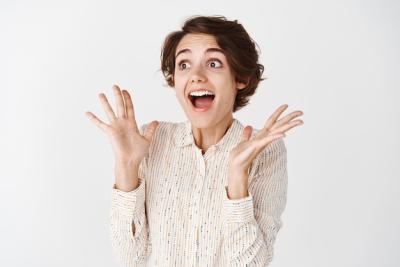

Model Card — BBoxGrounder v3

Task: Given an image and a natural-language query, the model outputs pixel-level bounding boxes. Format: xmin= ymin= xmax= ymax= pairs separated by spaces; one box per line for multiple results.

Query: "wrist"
xmin=115 ymin=157 xmax=142 ymax=168
xmin=114 ymin=161 xmax=140 ymax=192
xmin=114 ymin=179 xmax=140 ymax=192
xmin=228 ymin=166 xmax=248 ymax=181
xmin=226 ymin=183 xmax=249 ymax=200
xmin=227 ymin=175 xmax=249 ymax=200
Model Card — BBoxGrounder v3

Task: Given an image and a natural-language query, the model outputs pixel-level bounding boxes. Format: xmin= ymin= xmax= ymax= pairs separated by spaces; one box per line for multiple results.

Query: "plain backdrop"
xmin=1 ymin=0 xmax=399 ymax=266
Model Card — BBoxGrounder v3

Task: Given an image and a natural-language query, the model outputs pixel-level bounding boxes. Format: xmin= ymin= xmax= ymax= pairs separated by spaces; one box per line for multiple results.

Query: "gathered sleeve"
xmin=222 ymin=138 xmax=288 ymax=266
xmin=109 ymin=124 xmax=150 ymax=267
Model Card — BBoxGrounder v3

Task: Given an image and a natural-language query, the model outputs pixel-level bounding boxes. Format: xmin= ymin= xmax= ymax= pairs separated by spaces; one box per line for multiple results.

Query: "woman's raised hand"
xmin=85 ymin=85 xmax=159 ymax=166
xmin=228 ymin=104 xmax=303 ymax=177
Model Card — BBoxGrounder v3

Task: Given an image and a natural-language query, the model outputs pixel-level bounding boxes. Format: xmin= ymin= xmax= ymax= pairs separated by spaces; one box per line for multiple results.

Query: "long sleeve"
xmin=222 ymin=138 xmax=288 ymax=266
xmin=109 ymin=124 xmax=150 ymax=267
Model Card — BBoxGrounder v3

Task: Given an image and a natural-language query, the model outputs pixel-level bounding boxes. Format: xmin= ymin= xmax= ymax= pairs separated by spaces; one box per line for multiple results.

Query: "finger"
xmin=263 ymin=104 xmax=288 ymax=130
xmin=240 ymin=125 xmax=253 ymax=143
xmin=85 ymin=111 xmax=110 ymax=133
xmin=112 ymin=85 xmax=126 ymax=118
xmin=122 ymin=90 xmax=135 ymax=119
xmin=98 ymin=93 xmax=117 ymax=122
xmin=269 ymin=119 xmax=303 ymax=135
xmin=122 ymin=90 xmax=139 ymax=132
xmin=143 ymin=120 xmax=159 ymax=142
xmin=271 ymin=110 xmax=303 ymax=130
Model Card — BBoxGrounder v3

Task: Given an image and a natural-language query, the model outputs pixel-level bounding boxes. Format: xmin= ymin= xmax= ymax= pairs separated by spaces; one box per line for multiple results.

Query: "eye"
xmin=208 ymin=59 xmax=223 ymax=68
xmin=177 ymin=60 xmax=190 ymax=70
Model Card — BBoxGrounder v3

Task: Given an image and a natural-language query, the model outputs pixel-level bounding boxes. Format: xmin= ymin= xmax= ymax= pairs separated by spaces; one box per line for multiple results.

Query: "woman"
xmin=86 ymin=15 xmax=304 ymax=267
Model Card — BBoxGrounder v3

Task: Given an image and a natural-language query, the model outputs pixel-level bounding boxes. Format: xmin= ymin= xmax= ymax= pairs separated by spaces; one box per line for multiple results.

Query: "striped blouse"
xmin=109 ymin=118 xmax=288 ymax=266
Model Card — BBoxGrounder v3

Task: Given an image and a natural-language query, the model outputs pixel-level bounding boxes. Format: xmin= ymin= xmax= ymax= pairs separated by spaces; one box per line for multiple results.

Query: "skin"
xmin=173 ymin=33 xmax=248 ymax=153
xmin=85 ymin=34 xmax=304 ymax=200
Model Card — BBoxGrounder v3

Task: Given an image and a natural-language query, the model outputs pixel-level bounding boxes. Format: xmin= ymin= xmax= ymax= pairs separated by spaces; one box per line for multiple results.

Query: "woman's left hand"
xmin=227 ymin=104 xmax=304 ymax=198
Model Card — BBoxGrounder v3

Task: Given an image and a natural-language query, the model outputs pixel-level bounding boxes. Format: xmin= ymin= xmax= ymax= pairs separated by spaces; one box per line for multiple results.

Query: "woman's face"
xmin=173 ymin=33 xmax=246 ymax=128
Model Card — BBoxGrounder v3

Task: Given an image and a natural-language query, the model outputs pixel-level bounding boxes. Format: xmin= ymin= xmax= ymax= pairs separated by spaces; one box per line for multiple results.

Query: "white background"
xmin=1 ymin=0 xmax=399 ymax=266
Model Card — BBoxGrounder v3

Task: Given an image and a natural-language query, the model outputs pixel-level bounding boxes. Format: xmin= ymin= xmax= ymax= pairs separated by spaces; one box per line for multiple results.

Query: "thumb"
xmin=240 ymin=125 xmax=253 ymax=143
xmin=144 ymin=120 xmax=159 ymax=142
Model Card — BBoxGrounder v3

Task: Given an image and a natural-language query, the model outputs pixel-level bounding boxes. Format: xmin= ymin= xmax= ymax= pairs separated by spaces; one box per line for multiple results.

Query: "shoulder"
xmin=139 ymin=120 xmax=186 ymax=147
xmin=139 ymin=120 xmax=182 ymax=135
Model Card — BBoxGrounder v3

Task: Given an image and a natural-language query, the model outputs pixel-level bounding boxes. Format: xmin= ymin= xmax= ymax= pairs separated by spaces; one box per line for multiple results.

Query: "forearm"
xmin=223 ymin=221 xmax=273 ymax=266
xmin=222 ymin=191 xmax=276 ymax=266
xmin=110 ymin=178 xmax=149 ymax=266
xmin=223 ymin=138 xmax=288 ymax=266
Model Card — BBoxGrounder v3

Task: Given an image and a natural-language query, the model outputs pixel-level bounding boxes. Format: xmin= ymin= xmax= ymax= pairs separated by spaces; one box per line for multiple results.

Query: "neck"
xmin=191 ymin=113 xmax=233 ymax=153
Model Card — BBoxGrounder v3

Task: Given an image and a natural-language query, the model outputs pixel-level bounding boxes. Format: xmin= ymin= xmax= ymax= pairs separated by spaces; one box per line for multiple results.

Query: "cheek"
xmin=215 ymin=76 xmax=236 ymax=96
xmin=173 ymin=72 xmax=186 ymax=88
xmin=217 ymin=89 xmax=236 ymax=110
xmin=172 ymin=81 xmax=186 ymax=103
xmin=213 ymin=71 xmax=235 ymax=87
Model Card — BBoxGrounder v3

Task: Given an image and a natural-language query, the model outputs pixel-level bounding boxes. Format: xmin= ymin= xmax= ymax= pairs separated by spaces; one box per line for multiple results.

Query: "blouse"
xmin=109 ymin=118 xmax=288 ymax=266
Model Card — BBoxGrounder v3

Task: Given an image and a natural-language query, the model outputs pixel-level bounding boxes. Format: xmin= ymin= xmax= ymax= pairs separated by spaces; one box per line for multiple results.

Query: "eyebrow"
xmin=175 ymin=47 xmax=224 ymax=58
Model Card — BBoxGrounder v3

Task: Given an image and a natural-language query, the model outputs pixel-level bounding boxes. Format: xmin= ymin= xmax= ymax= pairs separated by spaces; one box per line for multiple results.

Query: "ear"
xmin=235 ymin=79 xmax=248 ymax=90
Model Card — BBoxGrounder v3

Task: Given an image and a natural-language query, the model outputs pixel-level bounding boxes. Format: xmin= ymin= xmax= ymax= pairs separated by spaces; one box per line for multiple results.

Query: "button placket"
xmin=192 ymin=146 xmax=205 ymax=266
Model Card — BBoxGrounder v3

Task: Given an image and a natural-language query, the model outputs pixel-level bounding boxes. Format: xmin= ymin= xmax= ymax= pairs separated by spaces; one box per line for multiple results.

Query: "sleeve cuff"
xmin=111 ymin=178 xmax=146 ymax=216
xmin=223 ymin=186 xmax=256 ymax=224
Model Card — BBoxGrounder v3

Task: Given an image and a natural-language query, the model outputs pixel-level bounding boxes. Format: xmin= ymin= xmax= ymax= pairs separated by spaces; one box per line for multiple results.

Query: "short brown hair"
xmin=160 ymin=15 xmax=266 ymax=112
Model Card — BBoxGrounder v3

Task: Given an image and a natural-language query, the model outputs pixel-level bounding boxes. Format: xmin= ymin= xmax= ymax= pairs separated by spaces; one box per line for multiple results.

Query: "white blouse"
xmin=109 ymin=118 xmax=288 ymax=266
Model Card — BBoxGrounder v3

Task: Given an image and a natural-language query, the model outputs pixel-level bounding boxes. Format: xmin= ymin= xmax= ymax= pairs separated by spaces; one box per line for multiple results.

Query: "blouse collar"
xmin=174 ymin=118 xmax=244 ymax=152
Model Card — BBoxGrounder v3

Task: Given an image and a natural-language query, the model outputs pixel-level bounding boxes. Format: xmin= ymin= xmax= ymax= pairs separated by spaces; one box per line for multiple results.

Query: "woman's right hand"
xmin=85 ymin=84 xmax=159 ymax=166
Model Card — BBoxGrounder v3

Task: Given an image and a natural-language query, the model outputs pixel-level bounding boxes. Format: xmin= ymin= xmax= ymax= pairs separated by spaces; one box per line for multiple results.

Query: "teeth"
xmin=189 ymin=90 xmax=215 ymax=97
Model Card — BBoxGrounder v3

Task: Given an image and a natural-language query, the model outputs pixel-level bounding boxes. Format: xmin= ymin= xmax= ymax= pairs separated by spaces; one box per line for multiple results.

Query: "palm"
xmin=229 ymin=140 xmax=258 ymax=169
xmin=229 ymin=104 xmax=304 ymax=172
xmin=108 ymin=118 xmax=150 ymax=163
xmin=85 ymin=84 xmax=159 ymax=165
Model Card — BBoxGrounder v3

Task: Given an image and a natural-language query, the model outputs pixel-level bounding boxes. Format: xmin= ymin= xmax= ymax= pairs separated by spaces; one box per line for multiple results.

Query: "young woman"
xmin=86 ymin=15 xmax=304 ymax=267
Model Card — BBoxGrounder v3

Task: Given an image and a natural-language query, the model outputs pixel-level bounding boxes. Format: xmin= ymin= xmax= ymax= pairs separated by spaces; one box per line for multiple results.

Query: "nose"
xmin=191 ymin=76 xmax=204 ymax=83
xmin=190 ymin=66 xmax=206 ymax=83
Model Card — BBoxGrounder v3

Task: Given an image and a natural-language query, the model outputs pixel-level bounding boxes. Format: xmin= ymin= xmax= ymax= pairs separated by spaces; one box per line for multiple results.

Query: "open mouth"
xmin=188 ymin=94 xmax=215 ymax=111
